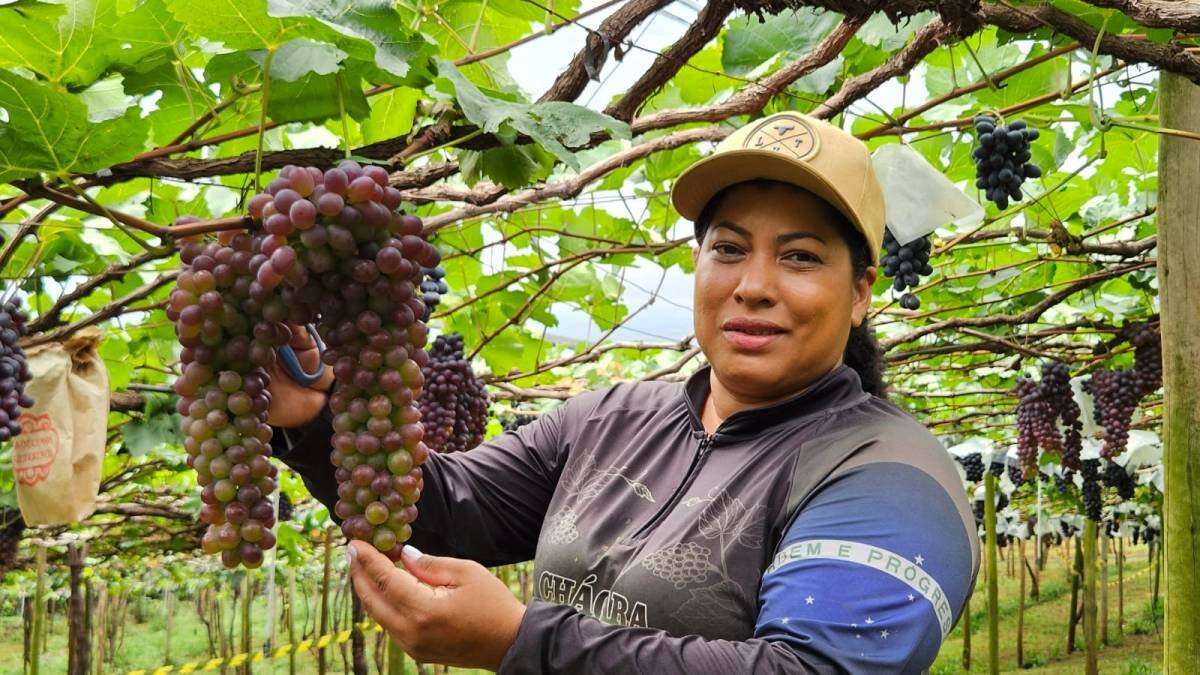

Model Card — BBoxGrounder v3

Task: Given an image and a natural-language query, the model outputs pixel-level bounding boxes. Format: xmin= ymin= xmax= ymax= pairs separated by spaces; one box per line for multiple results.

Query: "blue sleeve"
xmin=754 ymin=462 xmax=975 ymax=674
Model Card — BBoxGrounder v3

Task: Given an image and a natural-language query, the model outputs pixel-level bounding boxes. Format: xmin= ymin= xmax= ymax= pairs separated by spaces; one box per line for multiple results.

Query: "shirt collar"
xmin=682 ymin=362 xmax=868 ymax=440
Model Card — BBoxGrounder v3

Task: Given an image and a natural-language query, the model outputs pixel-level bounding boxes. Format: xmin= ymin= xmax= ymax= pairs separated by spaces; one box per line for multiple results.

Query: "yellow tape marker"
xmin=127 ymin=620 xmax=386 ymax=675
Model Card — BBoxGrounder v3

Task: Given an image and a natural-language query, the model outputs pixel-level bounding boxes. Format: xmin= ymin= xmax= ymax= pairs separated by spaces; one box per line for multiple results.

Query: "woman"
xmin=269 ymin=111 xmax=979 ymax=673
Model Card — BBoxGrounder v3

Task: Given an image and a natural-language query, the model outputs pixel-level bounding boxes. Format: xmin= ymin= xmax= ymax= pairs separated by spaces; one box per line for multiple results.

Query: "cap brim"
xmin=671 ymin=149 xmax=866 ymax=246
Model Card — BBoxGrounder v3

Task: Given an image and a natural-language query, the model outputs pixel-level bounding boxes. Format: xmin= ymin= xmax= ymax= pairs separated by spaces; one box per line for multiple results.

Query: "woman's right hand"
xmin=266 ymin=325 xmax=334 ymax=428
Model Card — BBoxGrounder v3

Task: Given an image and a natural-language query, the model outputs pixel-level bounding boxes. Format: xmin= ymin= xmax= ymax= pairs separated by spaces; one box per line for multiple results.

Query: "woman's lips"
xmin=722 ymin=329 xmax=783 ymax=351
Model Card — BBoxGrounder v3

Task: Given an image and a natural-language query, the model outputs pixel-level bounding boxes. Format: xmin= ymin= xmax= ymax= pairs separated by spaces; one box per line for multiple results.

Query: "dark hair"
xmin=694 ymin=179 xmax=888 ymax=398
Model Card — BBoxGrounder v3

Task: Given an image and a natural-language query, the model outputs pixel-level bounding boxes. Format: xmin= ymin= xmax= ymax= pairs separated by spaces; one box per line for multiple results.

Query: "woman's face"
xmin=692 ymin=181 xmax=876 ymax=403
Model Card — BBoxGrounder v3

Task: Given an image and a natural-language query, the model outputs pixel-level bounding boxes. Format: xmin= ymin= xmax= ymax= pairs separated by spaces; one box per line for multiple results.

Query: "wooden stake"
xmin=1158 ymin=70 xmax=1200 ymax=672
xmin=1069 ymin=536 xmax=1082 ymax=653
xmin=1118 ymin=535 xmax=1125 ymax=635
xmin=165 ymin=587 xmax=174 ymax=665
xmin=1154 ymin=539 xmax=1163 ymax=631
xmin=319 ymin=527 xmax=334 ymax=675
xmin=240 ymin=574 xmax=252 ymax=675
xmin=30 ymin=545 xmax=45 ymax=675
xmin=351 ymin=582 xmax=368 ymax=675
xmin=81 ymin=579 xmax=92 ymax=675
xmin=217 ymin=579 xmax=228 ymax=675
xmin=1017 ymin=537 xmax=1026 ymax=668
xmin=96 ymin=587 xmax=107 ymax=675
xmin=1083 ymin=519 xmax=1098 ymax=675
xmin=287 ymin=569 xmax=297 ymax=675
xmin=984 ymin=473 xmax=999 ymax=675
xmin=21 ymin=594 xmax=29 ymax=674
xmin=1100 ymin=526 xmax=1109 ymax=646
xmin=962 ymin=593 xmax=971 ymax=670
xmin=67 ymin=543 xmax=88 ymax=675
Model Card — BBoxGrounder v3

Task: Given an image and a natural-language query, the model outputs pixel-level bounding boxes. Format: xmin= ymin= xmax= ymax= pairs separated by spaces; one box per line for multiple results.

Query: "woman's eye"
xmin=712 ymin=243 xmax=743 ymax=256
xmin=784 ymin=250 xmax=820 ymax=263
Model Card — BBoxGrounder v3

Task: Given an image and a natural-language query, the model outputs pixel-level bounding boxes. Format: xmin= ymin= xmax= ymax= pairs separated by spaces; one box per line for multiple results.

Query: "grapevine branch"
xmin=813 ymin=17 xmax=972 ymax=118
xmin=20 ymin=272 xmax=177 ymax=348
xmin=604 ymin=0 xmax=738 ymax=122
xmin=26 ymin=248 xmax=175 ymax=334
xmin=979 ymin=1 xmax=1200 ymax=82
xmin=420 ymin=126 xmax=729 ymax=232
xmin=879 ymin=260 xmax=1156 ymax=350
xmin=537 ymin=0 xmax=676 ymax=104
xmin=1081 ymin=0 xmax=1200 ymax=32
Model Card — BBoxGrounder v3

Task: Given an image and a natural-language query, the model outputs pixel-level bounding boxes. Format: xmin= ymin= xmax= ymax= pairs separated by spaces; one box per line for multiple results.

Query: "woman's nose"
xmin=732 ymin=256 xmax=776 ymax=307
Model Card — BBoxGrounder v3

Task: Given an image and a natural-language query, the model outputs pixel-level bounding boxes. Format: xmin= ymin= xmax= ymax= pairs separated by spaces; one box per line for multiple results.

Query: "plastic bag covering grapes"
xmin=870 ymin=143 xmax=984 ymax=246
xmin=12 ymin=327 xmax=108 ymax=525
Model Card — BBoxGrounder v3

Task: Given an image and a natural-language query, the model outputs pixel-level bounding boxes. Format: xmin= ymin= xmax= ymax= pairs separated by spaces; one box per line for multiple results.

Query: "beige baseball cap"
xmin=671 ymin=111 xmax=886 ymax=265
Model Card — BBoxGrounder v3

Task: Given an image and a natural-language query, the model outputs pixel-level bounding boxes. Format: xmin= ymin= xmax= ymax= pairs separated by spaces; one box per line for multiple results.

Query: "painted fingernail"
xmin=346 ymin=543 xmax=357 ymax=565
xmin=402 ymin=544 xmax=423 ymax=561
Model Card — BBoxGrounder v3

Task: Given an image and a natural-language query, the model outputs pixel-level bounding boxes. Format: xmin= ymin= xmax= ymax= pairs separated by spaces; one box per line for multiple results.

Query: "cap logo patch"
xmin=743 ymin=115 xmax=819 ymax=160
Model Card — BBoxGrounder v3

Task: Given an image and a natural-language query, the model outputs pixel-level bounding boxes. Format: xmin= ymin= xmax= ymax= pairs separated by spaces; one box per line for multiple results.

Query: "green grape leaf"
xmin=110 ymin=0 xmax=185 ymax=69
xmin=722 ymin=9 xmax=840 ymax=77
xmin=437 ymin=59 xmax=629 ymax=170
xmin=0 ymin=70 xmax=147 ymax=182
xmin=267 ymin=66 xmax=370 ymax=123
xmin=250 ymin=38 xmax=348 ymax=82
xmin=121 ymin=61 xmax=217 ymax=146
xmin=360 ymin=85 xmax=421 ymax=144
xmin=0 ymin=0 xmax=123 ymax=86
xmin=267 ymin=0 xmax=431 ymax=78
xmin=122 ymin=408 xmax=181 ymax=457
xmin=167 ymin=0 xmax=307 ymax=50
xmin=459 ymin=143 xmax=554 ymax=190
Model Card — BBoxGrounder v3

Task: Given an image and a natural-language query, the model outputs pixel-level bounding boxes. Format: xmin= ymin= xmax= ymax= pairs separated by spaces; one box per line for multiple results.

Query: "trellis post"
xmin=1158 ymin=70 xmax=1200 ymax=674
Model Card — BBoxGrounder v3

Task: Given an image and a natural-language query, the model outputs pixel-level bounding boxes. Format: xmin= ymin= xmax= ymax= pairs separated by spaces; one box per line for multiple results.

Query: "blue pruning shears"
xmin=275 ymin=323 xmax=327 ymax=388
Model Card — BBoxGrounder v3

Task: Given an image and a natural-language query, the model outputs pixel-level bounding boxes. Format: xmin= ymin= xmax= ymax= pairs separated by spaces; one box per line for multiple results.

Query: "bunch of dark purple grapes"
xmin=1055 ymin=471 xmax=1073 ymax=495
xmin=1007 ymin=462 xmax=1026 ymax=488
xmin=1080 ymin=458 xmax=1102 ymax=521
xmin=880 ymin=229 xmax=933 ymax=310
xmin=278 ymin=491 xmax=294 ymax=522
xmin=418 ymin=333 xmax=489 ymax=453
xmin=1060 ymin=520 xmax=1076 ymax=539
xmin=956 ymin=452 xmax=985 ymax=483
xmin=1084 ymin=327 xmax=1162 ymax=459
xmin=972 ymin=114 xmax=1041 ymax=210
xmin=419 ymin=266 xmax=448 ymax=322
xmin=1015 ymin=361 xmax=1082 ymax=478
xmin=172 ymin=161 xmax=440 ymax=568
xmin=1101 ymin=460 xmax=1136 ymax=501
xmin=0 ymin=508 xmax=25 ymax=577
xmin=0 ymin=297 xmax=33 ymax=442
xmin=989 ymin=459 xmax=1005 ymax=478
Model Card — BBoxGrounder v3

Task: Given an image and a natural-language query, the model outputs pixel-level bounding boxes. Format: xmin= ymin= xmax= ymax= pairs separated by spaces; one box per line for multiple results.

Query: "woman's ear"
xmin=692 ymin=241 xmax=700 ymax=265
xmin=851 ymin=266 xmax=878 ymax=327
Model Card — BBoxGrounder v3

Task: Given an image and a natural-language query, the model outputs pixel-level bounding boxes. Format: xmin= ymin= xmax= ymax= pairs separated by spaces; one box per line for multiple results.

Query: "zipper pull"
xmin=698 ymin=433 xmax=714 ymax=455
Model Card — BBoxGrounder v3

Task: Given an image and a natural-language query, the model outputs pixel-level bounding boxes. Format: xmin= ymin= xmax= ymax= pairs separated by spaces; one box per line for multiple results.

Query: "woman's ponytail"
xmin=844 ymin=318 xmax=887 ymax=399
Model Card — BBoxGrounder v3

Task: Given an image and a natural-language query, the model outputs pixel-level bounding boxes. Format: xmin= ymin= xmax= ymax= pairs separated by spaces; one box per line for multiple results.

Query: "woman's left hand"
xmin=347 ymin=541 xmax=526 ymax=671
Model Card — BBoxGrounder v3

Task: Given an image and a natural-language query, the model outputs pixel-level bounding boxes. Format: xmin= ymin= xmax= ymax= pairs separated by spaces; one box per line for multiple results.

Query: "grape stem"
xmin=253 ymin=49 xmax=277 ymax=193
xmin=1104 ymin=118 xmax=1200 ymax=143
xmin=336 ymin=72 xmax=352 ymax=160
xmin=400 ymin=129 xmax=485 ymax=167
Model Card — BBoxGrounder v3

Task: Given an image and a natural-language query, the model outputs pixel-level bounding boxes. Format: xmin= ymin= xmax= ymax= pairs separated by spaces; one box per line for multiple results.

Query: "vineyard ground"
xmin=0 ymin=543 xmax=1163 ymax=674
xmin=934 ymin=541 xmax=1163 ymax=674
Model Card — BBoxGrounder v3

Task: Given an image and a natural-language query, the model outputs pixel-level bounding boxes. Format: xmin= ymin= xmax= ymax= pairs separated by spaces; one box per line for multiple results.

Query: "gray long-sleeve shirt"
xmin=274 ymin=363 xmax=979 ymax=673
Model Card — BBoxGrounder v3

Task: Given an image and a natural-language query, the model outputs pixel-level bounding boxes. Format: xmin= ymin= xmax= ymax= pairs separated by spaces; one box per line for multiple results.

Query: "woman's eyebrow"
xmin=712 ymin=220 xmax=750 ymax=238
xmin=777 ymin=231 xmax=826 ymax=245
xmin=713 ymin=220 xmax=826 ymax=245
